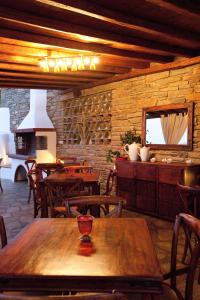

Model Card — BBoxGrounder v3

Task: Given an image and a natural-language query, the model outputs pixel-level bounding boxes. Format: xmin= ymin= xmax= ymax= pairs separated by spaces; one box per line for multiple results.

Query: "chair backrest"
xmin=58 ymin=156 xmax=77 ymax=163
xmin=25 ymin=159 xmax=37 ymax=172
xmin=65 ymin=165 xmax=93 ymax=173
xmin=0 ymin=215 xmax=7 ymax=248
xmin=170 ymin=213 xmax=200 ymax=300
xmin=27 ymin=169 xmax=42 ymax=217
xmin=176 ymin=183 xmax=200 ymax=216
xmin=0 ymin=293 xmax=127 ymax=300
xmin=44 ymin=177 xmax=83 ymax=217
xmin=65 ymin=195 xmax=124 ymax=218
xmin=105 ymin=169 xmax=117 ymax=195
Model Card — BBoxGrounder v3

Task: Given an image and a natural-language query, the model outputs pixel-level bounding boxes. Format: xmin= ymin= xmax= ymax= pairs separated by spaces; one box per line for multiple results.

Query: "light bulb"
xmin=48 ymin=59 xmax=55 ymax=68
xmin=66 ymin=58 xmax=72 ymax=66
xmin=93 ymin=56 xmax=99 ymax=64
xmin=76 ymin=58 xmax=82 ymax=66
xmin=84 ymin=57 xmax=90 ymax=66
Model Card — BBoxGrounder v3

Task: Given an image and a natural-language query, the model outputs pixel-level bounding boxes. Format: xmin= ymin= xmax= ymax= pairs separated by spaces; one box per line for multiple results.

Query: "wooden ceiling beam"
xmin=0 ymin=77 xmax=87 ymax=85
xmin=0 ymin=82 xmax=68 ymax=89
xmin=0 ymin=69 xmax=111 ymax=82
xmin=0 ymin=53 xmax=131 ymax=74
xmin=146 ymin=0 xmax=200 ymax=19
xmin=0 ymin=28 xmax=173 ymax=63
xmin=0 ymin=41 xmax=48 ymax=57
xmin=0 ymin=42 xmax=150 ymax=68
xmin=80 ymin=55 xmax=200 ymax=89
xmin=0 ymin=62 xmax=115 ymax=79
xmin=0 ymin=53 xmax=39 ymax=65
xmin=32 ymin=0 xmax=200 ymax=46
xmin=0 ymin=6 xmax=195 ymax=57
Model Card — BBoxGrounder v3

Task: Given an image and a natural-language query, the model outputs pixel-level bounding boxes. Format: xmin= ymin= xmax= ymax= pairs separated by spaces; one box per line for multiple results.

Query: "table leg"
xmin=89 ymin=182 xmax=101 ymax=217
xmin=92 ymin=182 xmax=100 ymax=195
xmin=39 ymin=181 xmax=48 ymax=218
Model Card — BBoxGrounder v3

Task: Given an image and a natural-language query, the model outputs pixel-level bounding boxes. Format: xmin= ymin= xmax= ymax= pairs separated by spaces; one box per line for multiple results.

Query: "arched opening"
xmin=14 ymin=165 xmax=27 ymax=182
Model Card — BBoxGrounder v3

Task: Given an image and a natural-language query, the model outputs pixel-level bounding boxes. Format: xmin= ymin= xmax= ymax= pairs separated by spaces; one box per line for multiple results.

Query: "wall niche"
xmin=64 ymin=91 xmax=112 ymax=145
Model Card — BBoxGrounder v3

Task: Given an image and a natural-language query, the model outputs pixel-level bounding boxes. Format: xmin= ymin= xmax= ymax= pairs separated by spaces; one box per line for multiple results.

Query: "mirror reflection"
xmin=142 ymin=103 xmax=193 ymax=150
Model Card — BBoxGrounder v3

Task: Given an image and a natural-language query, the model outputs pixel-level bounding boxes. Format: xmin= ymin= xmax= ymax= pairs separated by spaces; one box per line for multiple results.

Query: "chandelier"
xmin=39 ymin=55 xmax=99 ymax=72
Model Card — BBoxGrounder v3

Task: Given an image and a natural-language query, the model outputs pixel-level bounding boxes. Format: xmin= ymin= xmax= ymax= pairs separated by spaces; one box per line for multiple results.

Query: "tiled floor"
xmin=0 ymin=179 xmax=199 ymax=299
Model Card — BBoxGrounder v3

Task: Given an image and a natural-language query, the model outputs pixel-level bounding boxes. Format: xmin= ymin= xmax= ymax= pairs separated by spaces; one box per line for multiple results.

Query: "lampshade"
xmin=39 ymin=55 xmax=99 ymax=72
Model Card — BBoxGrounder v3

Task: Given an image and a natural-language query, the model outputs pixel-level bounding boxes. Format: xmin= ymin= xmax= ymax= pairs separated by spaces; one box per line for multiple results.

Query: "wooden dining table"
xmin=37 ymin=161 xmax=81 ymax=175
xmin=0 ymin=218 xmax=163 ymax=297
xmin=40 ymin=171 xmax=100 ymax=217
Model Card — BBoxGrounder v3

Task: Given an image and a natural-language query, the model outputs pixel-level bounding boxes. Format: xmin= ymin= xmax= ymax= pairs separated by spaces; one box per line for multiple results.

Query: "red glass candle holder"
xmin=77 ymin=215 xmax=93 ymax=242
xmin=78 ymin=240 xmax=95 ymax=256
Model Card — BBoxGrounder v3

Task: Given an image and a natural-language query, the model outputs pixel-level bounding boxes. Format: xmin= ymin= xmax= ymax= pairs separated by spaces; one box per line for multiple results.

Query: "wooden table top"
xmin=37 ymin=162 xmax=81 ymax=170
xmin=46 ymin=171 xmax=100 ymax=183
xmin=0 ymin=218 xmax=163 ymax=293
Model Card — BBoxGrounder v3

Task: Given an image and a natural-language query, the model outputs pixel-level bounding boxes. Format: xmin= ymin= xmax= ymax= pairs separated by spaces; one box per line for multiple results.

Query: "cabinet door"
xmin=116 ymin=176 xmax=135 ymax=209
xmin=158 ymin=183 xmax=181 ymax=220
xmin=135 ymin=180 xmax=156 ymax=213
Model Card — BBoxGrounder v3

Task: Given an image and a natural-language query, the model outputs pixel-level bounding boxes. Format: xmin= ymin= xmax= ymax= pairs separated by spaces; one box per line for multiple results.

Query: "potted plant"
xmin=120 ymin=128 xmax=141 ymax=161
xmin=106 ymin=150 xmax=126 ymax=163
xmin=120 ymin=128 xmax=141 ymax=145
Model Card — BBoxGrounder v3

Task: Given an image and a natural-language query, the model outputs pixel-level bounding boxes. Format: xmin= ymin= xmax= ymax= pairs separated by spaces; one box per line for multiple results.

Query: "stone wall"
xmin=50 ymin=64 xmax=200 ymax=171
xmin=2 ymin=62 xmax=200 ymax=185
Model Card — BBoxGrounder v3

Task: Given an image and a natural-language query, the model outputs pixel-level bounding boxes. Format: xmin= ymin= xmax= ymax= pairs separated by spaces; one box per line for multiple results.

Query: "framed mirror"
xmin=142 ymin=102 xmax=193 ymax=150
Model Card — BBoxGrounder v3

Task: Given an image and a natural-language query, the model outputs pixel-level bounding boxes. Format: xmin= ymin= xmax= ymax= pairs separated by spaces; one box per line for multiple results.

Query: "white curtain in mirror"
xmin=160 ymin=113 xmax=188 ymax=144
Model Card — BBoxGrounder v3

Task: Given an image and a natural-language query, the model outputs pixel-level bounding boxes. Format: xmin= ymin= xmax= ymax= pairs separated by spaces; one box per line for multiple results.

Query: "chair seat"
xmin=52 ymin=205 xmax=79 ymax=217
xmin=161 ymin=283 xmax=182 ymax=300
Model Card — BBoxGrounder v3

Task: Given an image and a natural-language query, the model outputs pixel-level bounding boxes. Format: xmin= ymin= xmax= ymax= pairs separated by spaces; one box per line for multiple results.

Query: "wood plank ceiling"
xmin=0 ymin=0 xmax=200 ymax=90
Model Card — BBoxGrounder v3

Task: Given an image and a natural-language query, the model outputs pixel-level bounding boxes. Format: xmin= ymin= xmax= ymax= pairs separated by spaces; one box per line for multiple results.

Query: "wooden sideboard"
xmin=116 ymin=160 xmax=200 ymax=221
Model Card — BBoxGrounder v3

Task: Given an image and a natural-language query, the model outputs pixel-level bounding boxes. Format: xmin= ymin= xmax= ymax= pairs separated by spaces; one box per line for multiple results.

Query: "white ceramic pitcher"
xmin=139 ymin=146 xmax=150 ymax=162
xmin=124 ymin=143 xmax=141 ymax=161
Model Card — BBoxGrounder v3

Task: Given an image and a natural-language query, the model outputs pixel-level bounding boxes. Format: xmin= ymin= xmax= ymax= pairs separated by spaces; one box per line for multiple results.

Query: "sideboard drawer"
xmin=158 ymin=167 xmax=182 ymax=184
xmin=136 ymin=165 xmax=156 ymax=181
xmin=116 ymin=161 xmax=136 ymax=178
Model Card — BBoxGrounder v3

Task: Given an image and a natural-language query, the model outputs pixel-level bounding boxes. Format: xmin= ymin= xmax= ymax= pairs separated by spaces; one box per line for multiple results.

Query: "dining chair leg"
xmin=0 ymin=181 xmax=3 ymax=192
xmin=182 ymin=235 xmax=189 ymax=264
xmin=27 ymin=187 xmax=32 ymax=203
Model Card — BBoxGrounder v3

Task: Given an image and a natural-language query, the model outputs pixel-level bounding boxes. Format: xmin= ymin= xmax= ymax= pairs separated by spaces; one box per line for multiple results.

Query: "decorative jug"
xmin=124 ymin=143 xmax=141 ymax=161
xmin=139 ymin=146 xmax=150 ymax=162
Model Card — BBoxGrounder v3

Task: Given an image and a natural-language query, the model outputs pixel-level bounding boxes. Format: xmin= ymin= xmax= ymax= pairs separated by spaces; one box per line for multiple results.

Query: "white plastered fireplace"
xmin=0 ymin=89 xmax=57 ymax=181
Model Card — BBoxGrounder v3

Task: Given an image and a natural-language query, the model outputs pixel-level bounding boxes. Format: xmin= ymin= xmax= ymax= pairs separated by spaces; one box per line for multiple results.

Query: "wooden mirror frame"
xmin=142 ymin=102 xmax=193 ymax=150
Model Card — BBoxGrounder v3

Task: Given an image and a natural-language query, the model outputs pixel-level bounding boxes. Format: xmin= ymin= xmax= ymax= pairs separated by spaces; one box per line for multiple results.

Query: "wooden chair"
xmin=177 ymin=183 xmax=200 ymax=217
xmin=65 ymin=195 xmax=126 ymax=218
xmin=0 ymin=215 xmax=7 ymax=248
xmin=176 ymin=183 xmax=200 ymax=263
xmin=27 ymin=169 xmax=42 ymax=218
xmin=25 ymin=159 xmax=37 ymax=203
xmin=162 ymin=213 xmax=200 ymax=300
xmin=0 ymin=158 xmax=3 ymax=192
xmin=104 ymin=169 xmax=116 ymax=195
xmin=44 ymin=177 xmax=83 ymax=217
xmin=64 ymin=170 xmax=124 ymax=217
xmin=125 ymin=213 xmax=200 ymax=300
xmin=0 ymin=293 xmax=127 ymax=300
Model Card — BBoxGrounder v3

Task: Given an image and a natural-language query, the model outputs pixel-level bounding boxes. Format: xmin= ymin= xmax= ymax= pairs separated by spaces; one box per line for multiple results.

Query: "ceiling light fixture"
xmin=39 ymin=55 xmax=99 ymax=72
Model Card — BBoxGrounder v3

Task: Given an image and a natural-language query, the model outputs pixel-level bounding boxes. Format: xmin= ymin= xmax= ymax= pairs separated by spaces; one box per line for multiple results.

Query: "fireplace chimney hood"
xmin=17 ymin=89 xmax=54 ymax=130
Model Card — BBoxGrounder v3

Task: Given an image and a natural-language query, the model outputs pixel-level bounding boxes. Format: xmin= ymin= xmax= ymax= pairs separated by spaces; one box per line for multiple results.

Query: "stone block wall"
xmin=1 ymin=89 xmax=30 ymax=131
xmin=2 ymin=62 xmax=200 ymax=186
